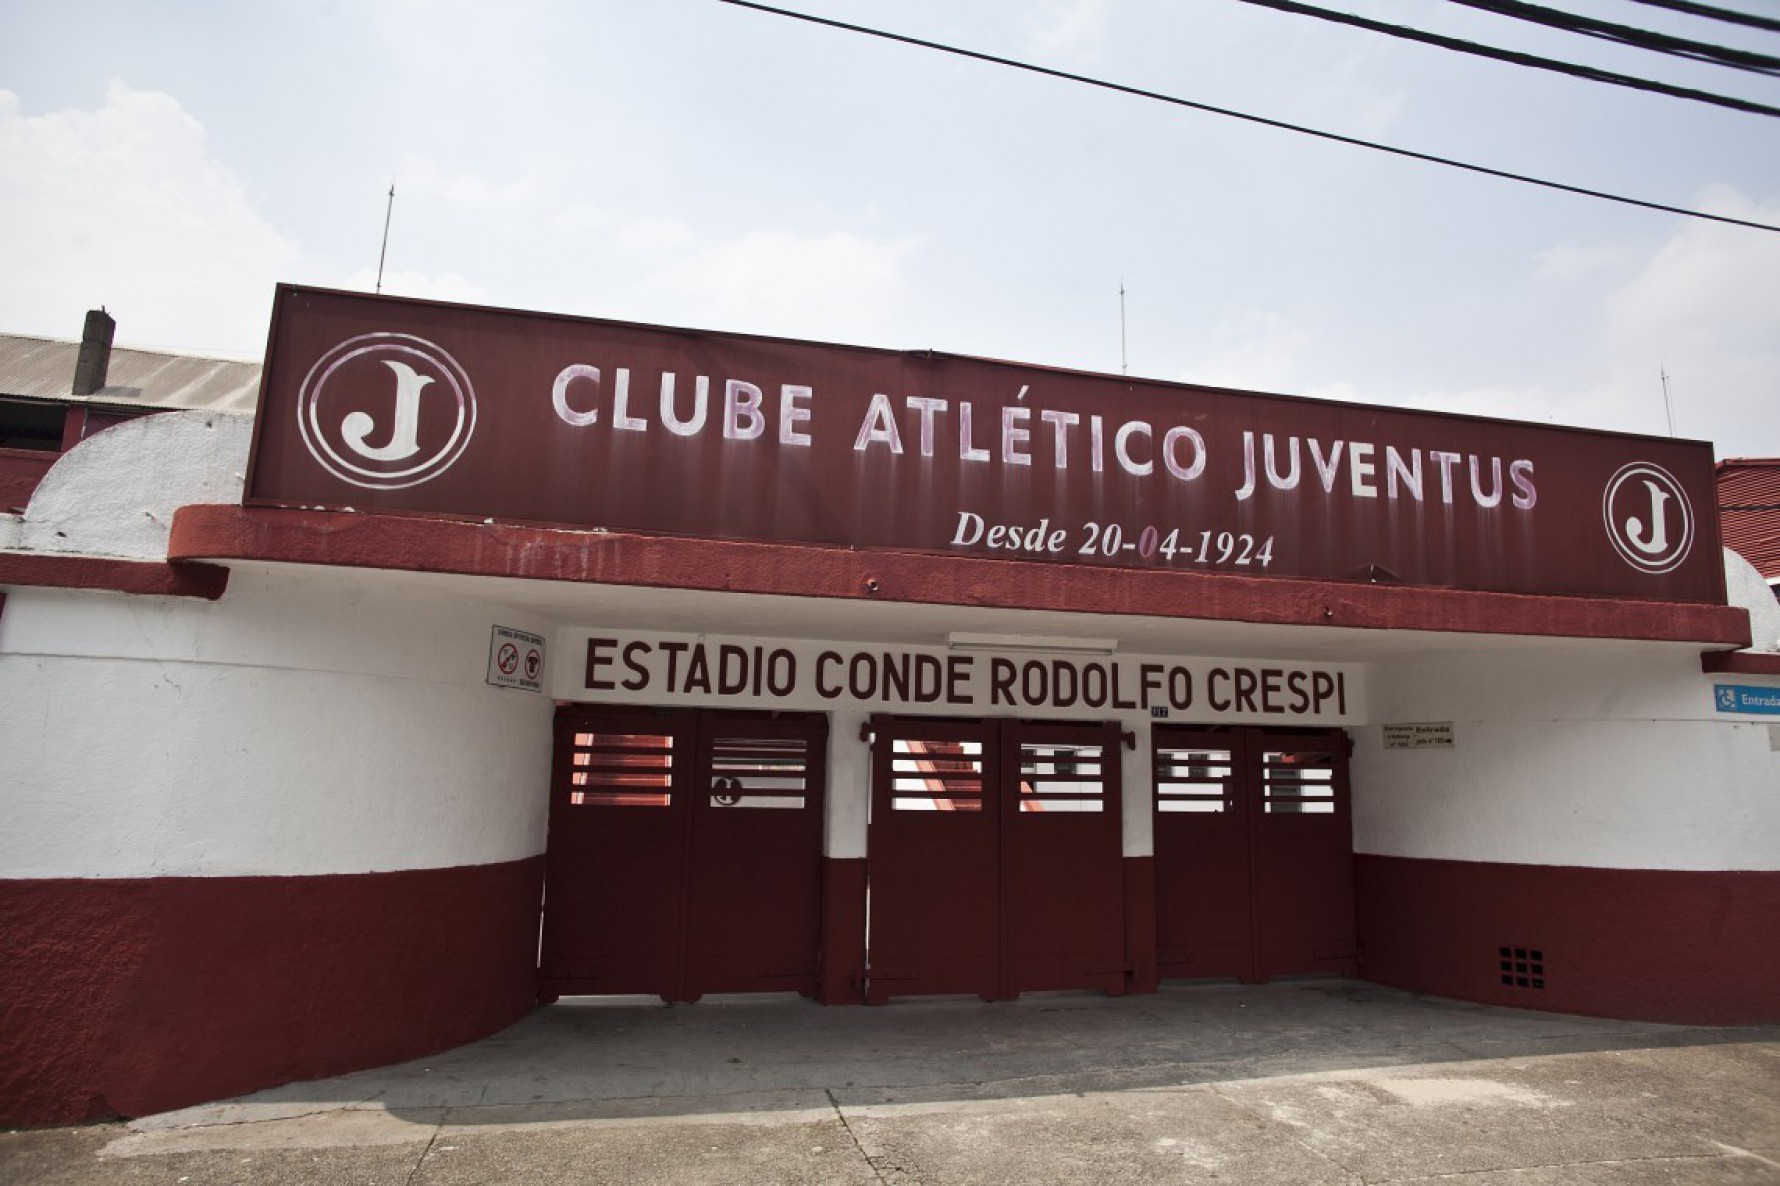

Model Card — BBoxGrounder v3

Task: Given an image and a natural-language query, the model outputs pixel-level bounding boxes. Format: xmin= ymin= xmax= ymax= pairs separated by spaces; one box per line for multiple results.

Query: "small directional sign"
xmin=1383 ymin=722 xmax=1454 ymax=750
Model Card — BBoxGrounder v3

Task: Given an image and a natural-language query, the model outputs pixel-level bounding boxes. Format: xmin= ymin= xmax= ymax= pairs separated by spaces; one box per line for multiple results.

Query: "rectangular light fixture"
xmin=945 ymin=632 xmax=1120 ymax=656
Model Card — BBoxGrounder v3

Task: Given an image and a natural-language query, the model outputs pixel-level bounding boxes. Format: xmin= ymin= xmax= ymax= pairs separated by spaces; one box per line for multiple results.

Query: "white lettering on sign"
xmin=1383 ymin=722 xmax=1455 ymax=750
xmin=545 ymin=367 xmax=1537 ymax=514
xmin=1232 ymin=432 xmax=1535 ymax=510
xmin=561 ymin=630 xmax=1363 ymax=724
xmin=535 ymin=359 xmax=1561 ymax=585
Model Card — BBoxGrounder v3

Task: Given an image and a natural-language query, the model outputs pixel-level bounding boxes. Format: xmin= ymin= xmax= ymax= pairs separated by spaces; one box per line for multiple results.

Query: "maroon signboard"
xmin=246 ymin=286 xmax=1725 ymax=603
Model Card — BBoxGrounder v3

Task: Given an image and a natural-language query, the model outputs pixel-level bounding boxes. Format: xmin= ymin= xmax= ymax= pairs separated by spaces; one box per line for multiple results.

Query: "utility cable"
xmin=1228 ymin=0 xmax=1780 ymax=117
xmin=1622 ymin=0 xmax=1780 ymax=36
xmin=1444 ymin=0 xmax=1780 ymax=76
xmin=714 ymin=1 xmax=1780 ymax=235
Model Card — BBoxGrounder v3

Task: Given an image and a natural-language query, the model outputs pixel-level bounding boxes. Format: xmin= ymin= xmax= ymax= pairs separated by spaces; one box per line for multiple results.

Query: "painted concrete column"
xmin=1120 ymin=717 xmax=1154 ymax=858
xmin=825 ymin=709 xmax=871 ymax=860
xmin=819 ymin=709 xmax=871 ymax=1004
xmin=1118 ymin=716 xmax=1159 ymax=991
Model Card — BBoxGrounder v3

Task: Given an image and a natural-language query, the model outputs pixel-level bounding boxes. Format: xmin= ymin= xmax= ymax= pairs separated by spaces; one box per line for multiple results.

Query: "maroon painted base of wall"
xmin=0 ymin=857 xmax=545 ymax=1129
xmin=820 ymin=858 xmax=867 ymax=1005
xmin=1357 ymin=854 xmax=1780 ymax=1025
xmin=1124 ymin=856 xmax=1159 ymax=994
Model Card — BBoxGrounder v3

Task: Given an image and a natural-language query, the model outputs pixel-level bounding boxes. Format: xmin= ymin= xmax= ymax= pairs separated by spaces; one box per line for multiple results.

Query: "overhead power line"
xmin=1623 ymin=0 xmax=1780 ymax=36
xmin=1228 ymin=0 xmax=1780 ymax=118
xmin=1444 ymin=0 xmax=1780 ymax=76
xmin=714 ymin=0 xmax=1780 ymax=235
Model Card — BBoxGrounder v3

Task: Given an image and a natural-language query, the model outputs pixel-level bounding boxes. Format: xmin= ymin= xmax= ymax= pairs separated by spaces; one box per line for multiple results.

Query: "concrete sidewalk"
xmin=5 ymin=980 xmax=1778 ymax=1184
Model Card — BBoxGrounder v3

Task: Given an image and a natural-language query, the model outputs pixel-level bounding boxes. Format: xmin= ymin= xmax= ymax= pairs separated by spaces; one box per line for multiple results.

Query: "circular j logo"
xmin=1602 ymin=461 xmax=1694 ymax=575
xmin=296 ymin=333 xmax=476 ymax=489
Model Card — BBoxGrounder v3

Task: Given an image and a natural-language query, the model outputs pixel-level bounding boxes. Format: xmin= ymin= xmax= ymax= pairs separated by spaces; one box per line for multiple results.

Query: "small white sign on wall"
xmin=1383 ymin=722 xmax=1454 ymax=750
xmin=487 ymin=626 xmax=546 ymax=693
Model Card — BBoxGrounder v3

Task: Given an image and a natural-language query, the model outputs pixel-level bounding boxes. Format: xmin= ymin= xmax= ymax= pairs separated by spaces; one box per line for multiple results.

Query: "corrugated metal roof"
xmin=1718 ymin=458 xmax=1780 ymax=508
xmin=0 ymin=332 xmax=261 ymax=413
xmin=1718 ymin=458 xmax=1780 ymax=580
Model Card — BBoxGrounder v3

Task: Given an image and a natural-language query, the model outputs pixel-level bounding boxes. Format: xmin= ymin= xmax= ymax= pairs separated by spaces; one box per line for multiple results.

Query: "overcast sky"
xmin=2 ymin=0 xmax=1777 ymax=458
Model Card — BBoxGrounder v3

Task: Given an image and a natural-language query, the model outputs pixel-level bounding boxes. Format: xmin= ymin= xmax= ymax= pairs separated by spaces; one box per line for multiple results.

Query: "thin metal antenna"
xmin=1661 ymin=367 xmax=1676 ymax=436
xmin=1119 ymin=281 xmax=1128 ymax=375
xmin=375 ymin=183 xmax=395 ymax=295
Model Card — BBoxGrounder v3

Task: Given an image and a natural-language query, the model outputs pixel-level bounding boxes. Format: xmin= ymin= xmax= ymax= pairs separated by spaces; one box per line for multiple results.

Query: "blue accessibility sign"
xmin=1714 ymin=683 xmax=1780 ymax=715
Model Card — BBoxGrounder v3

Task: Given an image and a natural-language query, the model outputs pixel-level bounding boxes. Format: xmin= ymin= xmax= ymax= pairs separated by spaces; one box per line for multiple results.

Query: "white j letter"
xmin=1625 ymin=480 xmax=1672 ymax=555
xmin=342 ymin=360 xmax=434 ymax=461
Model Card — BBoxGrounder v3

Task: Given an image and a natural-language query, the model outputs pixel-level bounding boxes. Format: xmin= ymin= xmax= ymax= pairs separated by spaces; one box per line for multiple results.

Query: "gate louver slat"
xmin=890 ymin=738 xmax=985 ymax=812
xmin=567 ymin=731 xmax=674 ymax=807
xmin=1153 ymin=744 xmax=1235 ymax=814
xmin=1261 ymin=748 xmax=1338 ymax=814
xmin=1018 ymin=742 xmax=1107 ymax=813
xmin=707 ymin=734 xmax=812 ymax=809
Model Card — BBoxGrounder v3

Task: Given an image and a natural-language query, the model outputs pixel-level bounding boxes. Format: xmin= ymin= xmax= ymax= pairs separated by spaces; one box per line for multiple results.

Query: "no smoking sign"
xmin=487 ymin=626 xmax=547 ymax=693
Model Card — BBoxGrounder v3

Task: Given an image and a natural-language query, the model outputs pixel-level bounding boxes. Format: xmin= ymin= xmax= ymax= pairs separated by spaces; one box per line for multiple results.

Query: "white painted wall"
xmin=1354 ymin=645 xmax=1780 ymax=871
xmin=1726 ymin=547 xmax=1780 ymax=653
xmin=0 ymin=569 xmax=555 ymax=879
xmin=2 ymin=411 xmax=252 ymax=557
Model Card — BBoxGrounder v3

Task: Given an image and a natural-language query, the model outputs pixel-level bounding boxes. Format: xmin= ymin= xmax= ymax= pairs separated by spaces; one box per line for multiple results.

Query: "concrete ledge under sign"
xmin=168 ymin=504 xmax=1752 ymax=647
xmin=1701 ymin=649 xmax=1780 ymax=675
xmin=0 ymin=552 xmax=229 ymax=600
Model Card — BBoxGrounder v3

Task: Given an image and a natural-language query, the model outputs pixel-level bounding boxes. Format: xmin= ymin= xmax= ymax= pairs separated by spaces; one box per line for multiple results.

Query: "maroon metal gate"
xmin=866 ymin=717 xmax=1127 ymax=1003
xmin=1153 ymin=726 xmax=1356 ymax=983
xmin=539 ymin=706 xmax=828 ymax=1002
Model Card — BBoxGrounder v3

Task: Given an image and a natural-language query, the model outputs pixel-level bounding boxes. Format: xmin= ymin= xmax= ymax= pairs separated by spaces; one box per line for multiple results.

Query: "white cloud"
xmin=1532 ymin=241 xmax=1635 ymax=284
xmin=1025 ymin=0 xmax=1114 ymax=60
xmin=1302 ymin=58 xmax=1406 ymax=141
xmin=1596 ymin=191 xmax=1780 ymax=453
xmin=397 ymin=156 xmax=543 ymax=208
xmin=1192 ymin=197 xmax=1780 ymax=458
xmin=628 ymin=226 xmax=920 ymax=345
xmin=337 ymin=267 xmax=488 ymax=306
xmin=1185 ymin=309 xmax=1315 ymax=395
xmin=612 ymin=217 xmax=697 ymax=255
xmin=0 ymin=82 xmax=298 ymax=353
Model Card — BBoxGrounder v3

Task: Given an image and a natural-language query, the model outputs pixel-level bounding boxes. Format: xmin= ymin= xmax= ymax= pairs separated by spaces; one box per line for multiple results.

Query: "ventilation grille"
xmin=707 ymin=734 xmax=813 ymax=809
xmin=1499 ymin=946 xmax=1545 ymax=989
xmin=567 ymin=730 xmax=675 ymax=807
xmin=1154 ymin=744 xmax=1233 ymax=813
xmin=1017 ymin=743 xmax=1107 ymax=813
xmin=890 ymin=738 xmax=985 ymax=812
xmin=1261 ymin=749 xmax=1338 ymax=814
